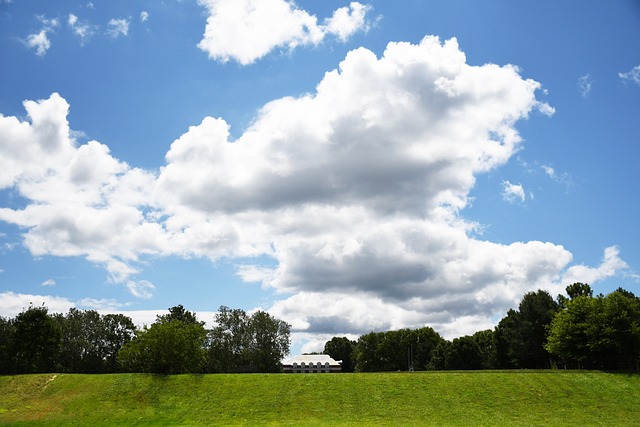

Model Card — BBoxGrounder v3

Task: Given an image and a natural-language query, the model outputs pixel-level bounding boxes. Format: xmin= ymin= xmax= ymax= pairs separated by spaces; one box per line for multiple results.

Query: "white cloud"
xmin=501 ymin=180 xmax=526 ymax=203
xmin=77 ymin=297 xmax=126 ymax=310
xmin=0 ymin=93 xmax=159 ymax=298
xmin=197 ymin=0 xmax=372 ymax=65
xmin=561 ymin=245 xmax=629 ymax=287
xmin=0 ymin=36 xmax=629 ymax=341
xmin=25 ymin=30 xmax=52 ymax=56
xmin=24 ymin=15 xmax=60 ymax=57
xmin=542 ymin=163 xmax=573 ymax=191
xmin=126 ymin=280 xmax=155 ymax=299
xmin=324 ymin=2 xmax=372 ymax=42
xmin=107 ymin=18 xmax=130 ymax=38
xmin=619 ymin=65 xmax=640 ymax=86
xmin=0 ymin=292 xmax=74 ymax=318
xmin=68 ymin=14 xmax=96 ymax=45
xmin=236 ymin=264 xmax=277 ymax=284
xmin=577 ymin=73 xmax=593 ymax=97
xmin=23 ymin=17 xmax=60 ymax=56
xmin=0 ymin=291 xmax=217 ymax=329
xmin=41 ymin=278 xmax=56 ymax=287
xmin=536 ymin=101 xmax=555 ymax=117
xmin=140 ymin=11 xmax=149 ymax=23
xmin=37 ymin=16 xmax=60 ymax=29
xmin=542 ymin=165 xmax=554 ymax=177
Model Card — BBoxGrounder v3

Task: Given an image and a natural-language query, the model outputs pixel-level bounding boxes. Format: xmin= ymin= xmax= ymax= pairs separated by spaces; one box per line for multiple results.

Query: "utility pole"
xmin=408 ymin=344 xmax=414 ymax=372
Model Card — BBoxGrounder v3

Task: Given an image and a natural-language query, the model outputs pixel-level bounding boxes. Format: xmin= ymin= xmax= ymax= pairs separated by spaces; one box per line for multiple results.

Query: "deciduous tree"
xmin=207 ymin=306 xmax=291 ymax=373
xmin=324 ymin=337 xmax=356 ymax=372
xmin=118 ymin=306 xmax=207 ymax=374
xmin=546 ymin=288 xmax=640 ymax=370
xmin=102 ymin=313 xmax=136 ymax=372
xmin=11 ymin=306 xmax=61 ymax=373
xmin=0 ymin=316 xmax=15 ymax=374
xmin=55 ymin=309 xmax=105 ymax=373
xmin=354 ymin=327 xmax=444 ymax=371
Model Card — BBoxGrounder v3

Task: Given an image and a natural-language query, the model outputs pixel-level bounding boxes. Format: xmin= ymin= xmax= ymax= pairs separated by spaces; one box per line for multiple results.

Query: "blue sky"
xmin=1 ymin=0 xmax=639 ymax=353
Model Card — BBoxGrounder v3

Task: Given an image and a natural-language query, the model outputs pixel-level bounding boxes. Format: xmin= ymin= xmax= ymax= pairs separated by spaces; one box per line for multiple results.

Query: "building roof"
xmin=282 ymin=354 xmax=341 ymax=366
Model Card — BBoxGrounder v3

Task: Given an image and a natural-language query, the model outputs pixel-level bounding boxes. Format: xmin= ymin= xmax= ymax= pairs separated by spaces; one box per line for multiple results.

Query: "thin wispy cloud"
xmin=20 ymin=11 xmax=140 ymax=54
xmin=25 ymin=30 xmax=51 ymax=56
xmin=77 ymin=297 xmax=126 ymax=310
xmin=619 ymin=65 xmax=640 ymax=86
xmin=24 ymin=16 xmax=59 ymax=56
xmin=542 ymin=164 xmax=574 ymax=191
xmin=502 ymin=180 xmax=526 ymax=204
xmin=126 ymin=280 xmax=155 ymax=299
xmin=106 ymin=18 xmax=130 ymax=38
xmin=577 ymin=73 xmax=593 ymax=97
xmin=68 ymin=14 xmax=96 ymax=45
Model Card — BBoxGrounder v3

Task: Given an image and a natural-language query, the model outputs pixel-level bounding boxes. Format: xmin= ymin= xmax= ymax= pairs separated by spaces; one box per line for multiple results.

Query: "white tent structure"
xmin=282 ymin=354 xmax=342 ymax=373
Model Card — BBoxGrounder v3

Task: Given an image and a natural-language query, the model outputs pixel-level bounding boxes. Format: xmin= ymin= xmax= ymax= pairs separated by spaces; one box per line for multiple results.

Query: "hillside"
xmin=1 ymin=371 xmax=639 ymax=425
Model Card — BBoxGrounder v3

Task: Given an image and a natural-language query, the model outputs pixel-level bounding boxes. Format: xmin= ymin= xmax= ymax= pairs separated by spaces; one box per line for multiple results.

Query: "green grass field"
xmin=1 ymin=371 xmax=639 ymax=426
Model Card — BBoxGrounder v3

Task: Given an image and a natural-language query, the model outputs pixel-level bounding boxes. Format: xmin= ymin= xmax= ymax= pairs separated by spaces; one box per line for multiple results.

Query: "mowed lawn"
xmin=1 ymin=371 xmax=639 ymax=426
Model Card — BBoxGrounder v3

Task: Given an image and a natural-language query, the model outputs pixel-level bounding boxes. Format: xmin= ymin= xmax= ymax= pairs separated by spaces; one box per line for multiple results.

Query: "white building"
xmin=282 ymin=354 xmax=342 ymax=373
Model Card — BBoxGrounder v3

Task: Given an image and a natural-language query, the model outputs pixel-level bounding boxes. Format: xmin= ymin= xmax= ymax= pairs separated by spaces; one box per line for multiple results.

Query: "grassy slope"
xmin=0 ymin=371 xmax=639 ymax=426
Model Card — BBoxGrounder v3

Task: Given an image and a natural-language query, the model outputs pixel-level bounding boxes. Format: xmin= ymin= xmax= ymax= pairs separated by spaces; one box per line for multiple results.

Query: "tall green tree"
xmin=429 ymin=331 xmax=496 ymax=371
xmin=11 ymin=306 xmax=62 ymax=373
xmin=354 ymin=331 xmax=384 ymax=372
xmin=546 ymin=288 xmax=640 ymax=370
xmin=472 ymin=329 xmax=498 ymax=369
xmin=324 ymin=337 xmax=357 ymax=372
xmin=444 ymin=336 xmax=482 ymax=370
xmin=427 ymin=341 xmax=448 ymax=370
xmin=207 ymin=306 xmax=291 ymax=373
xmin=55 ymin=309 xmax=105 ymax=373
xmin=411 ymin=327 xmax=446 ymax=371
xmin=102 ymin=313 xmax=136 ymax=372
xmin=157 ymin=304 xmax=201 ymax=325
xmin=557 ymin=282 xmax=593 ymax=308
xmin=518 ymin=290 xmax=559 ymax=367
xmin=495 ymin=290 xmax=558 ymax=368
xmin=118 ymin=305 xmax=207 ymax=374
xmin=248 ymin=310 xmax=291 ymax=373
xmin=0 ymin=316 xmax=15 ymax=374
xmin=55 ymin=309 xmax=136 ymax=373
xmin=495 ymin=309 xmax=521 ymax=368
xmin=208 ymin=306 xmax=251 ymax=372
xmin=546 ymin=294 xmax=601 ymax=369
xmin=354 ymin=327 xmax=444 ymax=372
xmin=566 ymin=282 xmax=593 ymax=299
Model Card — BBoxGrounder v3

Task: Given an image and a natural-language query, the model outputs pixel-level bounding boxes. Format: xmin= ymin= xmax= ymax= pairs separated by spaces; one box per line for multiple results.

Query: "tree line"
xmin=0 ymin=305 xmax=291 ymax=375
xmin=2 ymin=282 xmax=638 ymax=374
xmin=324 ymin=284 xmax=640 ymax=372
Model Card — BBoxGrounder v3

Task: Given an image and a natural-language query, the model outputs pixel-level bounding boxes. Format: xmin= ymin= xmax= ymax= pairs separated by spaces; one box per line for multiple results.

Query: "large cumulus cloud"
xmin=0 ymin=93 xmax=161 ymax=292
xmin=0 ymin=36 xmax=629 ymax=344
